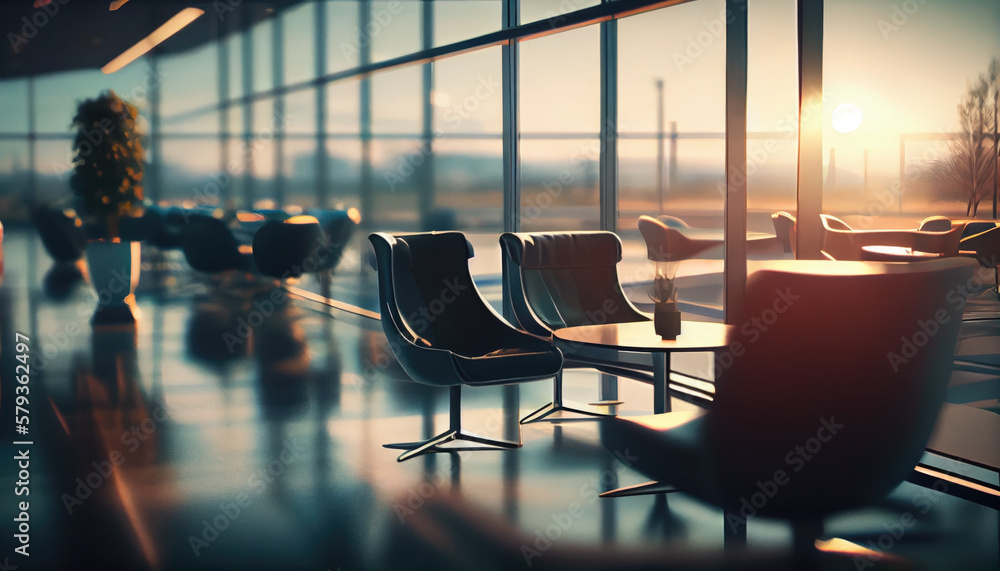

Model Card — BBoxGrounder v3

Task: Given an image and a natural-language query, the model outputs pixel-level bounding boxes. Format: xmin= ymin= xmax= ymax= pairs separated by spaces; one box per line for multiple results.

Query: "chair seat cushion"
xmin=453 ymin=345 xmax=562 ymax=385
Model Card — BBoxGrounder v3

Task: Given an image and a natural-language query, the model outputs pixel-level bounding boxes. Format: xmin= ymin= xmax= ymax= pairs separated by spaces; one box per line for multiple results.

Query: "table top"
xmin=860 ymin=245 xmax=944 ymax=262
xmin=553 ymin=321 xmax=734 ymax=353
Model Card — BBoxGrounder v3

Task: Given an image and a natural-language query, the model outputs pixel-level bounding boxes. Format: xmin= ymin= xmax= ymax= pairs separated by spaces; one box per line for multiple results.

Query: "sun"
xmin=832 ymin=103 xmax=863 ymax=134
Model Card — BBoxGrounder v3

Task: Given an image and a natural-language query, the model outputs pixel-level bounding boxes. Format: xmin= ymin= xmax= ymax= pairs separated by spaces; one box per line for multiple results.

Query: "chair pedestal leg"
xmin=599 ymin=480 xmax=678 ymax=498
xmin=520 ymin=372 xmax=618 ymax=424
xmin=383 ymin=386 xmax=522 ymax=462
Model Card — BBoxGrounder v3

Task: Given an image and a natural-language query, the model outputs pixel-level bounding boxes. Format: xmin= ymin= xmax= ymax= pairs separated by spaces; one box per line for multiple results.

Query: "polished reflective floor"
xmin=1 ymin=227 xmax=998 ymax=570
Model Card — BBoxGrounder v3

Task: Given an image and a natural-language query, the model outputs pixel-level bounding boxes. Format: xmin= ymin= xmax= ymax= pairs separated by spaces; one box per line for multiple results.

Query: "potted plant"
xmin=649 ymin=262 xmax=681 ymax=339
xmin=70 ymin=90 xmax=145 ymax=325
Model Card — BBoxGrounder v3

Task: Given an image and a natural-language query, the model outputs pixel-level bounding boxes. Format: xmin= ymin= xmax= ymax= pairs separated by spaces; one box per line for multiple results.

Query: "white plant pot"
xmin=86 ymin=240 xmax=141 ymax=326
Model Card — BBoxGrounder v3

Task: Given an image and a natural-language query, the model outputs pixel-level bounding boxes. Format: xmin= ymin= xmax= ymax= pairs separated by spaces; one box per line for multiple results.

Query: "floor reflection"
xmin=6 ymin=227 xmax=999 ymax=570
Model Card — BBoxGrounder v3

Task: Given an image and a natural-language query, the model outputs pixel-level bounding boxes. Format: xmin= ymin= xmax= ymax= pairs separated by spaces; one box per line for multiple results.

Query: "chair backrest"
xmin=918 ymin=215 xmax=952 ymax=232
xmin=960 ymin=226 xmax=1000 ymax=269
xmin=181 ymin=214 xmax=244 ymax=273
xmin=637 ymin=215 xmax=721 ymax=262
xmin=500 ymin=232 xmax=648 ymax=336
xmin=821 ymin=214 xmax=963 ymax=261
xmin=370 ymin=232 xmax=527 ymax=386
xmin=770 ymin=211 xmax=797 ymax=255
xmin=708 ymin=258 xmax=976 ymax=518
xmin=656 ymin=215 xmax=690 ymax=229
xmin=819 ymin=214 xmax=852 ymax=231
xmin=962 ymin=221 xmax=997 ymax=239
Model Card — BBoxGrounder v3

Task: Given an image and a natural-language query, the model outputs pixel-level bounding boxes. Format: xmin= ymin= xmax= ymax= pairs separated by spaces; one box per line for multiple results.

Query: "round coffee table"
xmin=553 ymin=321 xmax=734 ymax=413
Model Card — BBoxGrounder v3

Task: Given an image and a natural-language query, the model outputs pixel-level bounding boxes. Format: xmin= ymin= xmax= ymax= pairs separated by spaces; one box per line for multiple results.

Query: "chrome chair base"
xmin=383 ymin=429 xmax=521 ymax=462
xmin=520 ymin=372 xmax=620 ymax=424
xmin=599 ymin=480 xmax=678 ymax=498
xmin=383 ymin=385 xmax=523 ymax=462
xmin=520 ymin=399 xmax=618 ymax=424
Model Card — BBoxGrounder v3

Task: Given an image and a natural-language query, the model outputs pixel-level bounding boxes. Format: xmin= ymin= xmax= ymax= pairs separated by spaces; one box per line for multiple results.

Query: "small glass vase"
xmin=654 ymin=302 xmax=682 ymax=340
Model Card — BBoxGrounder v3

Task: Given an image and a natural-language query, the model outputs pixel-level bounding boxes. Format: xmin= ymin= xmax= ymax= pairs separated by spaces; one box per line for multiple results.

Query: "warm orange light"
xmin=286 ymin=215 xmax=320 ymax=225
xmin=347 ymin=207 xmax=362 ymax=224
xmin=236 ymin=211 xmax=266 ymax=223
xmin=102 ymin=8 xmax=204 ymax=74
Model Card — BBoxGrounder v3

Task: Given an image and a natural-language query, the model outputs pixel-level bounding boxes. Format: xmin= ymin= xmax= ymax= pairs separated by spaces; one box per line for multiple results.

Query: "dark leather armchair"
xmin=181 ymin=214 xmax=254 ymax=274
xmin=370 ymin=231 xmax=563 ymax=462
xmin=253 ymin=211 xmax=357 ymax=280
xmin=500 ymin=231 xmax=662 ymax=424
xmin=600 ymin=258 xmax=977 ymax=560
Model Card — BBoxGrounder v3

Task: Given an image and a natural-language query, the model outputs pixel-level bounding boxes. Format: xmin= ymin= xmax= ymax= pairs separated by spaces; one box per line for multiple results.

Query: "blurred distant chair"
xmin=142 ymin=207 xmax=186 ymax=250
xmin=771 ymin=211 xmax=797 ymax=255
xmin=181 ymin=214 xmax=254 ymax=275
xmin=253 ymin=215 xmax=328 ymax=280
xmin=500 ymin=231 xmax=657 ymax=423
xmin=638 ymin=215 xmax=781 ymax=261
xmin=820 ymin=214 xmax=962 ymax=261
xmin=917 ymin=215 xmax=952 ymax=232
xmin=820 ymin=214 xmax=853 ymax=231
xmin=960 ymin=226 xmax=1000 ymax=300
xmin=370 ymin=231 xmax=563 ymax=461
xmin=637 ymin=215 xmax=721 ymax=262
xmin=600 ymin=257 xmax=977 ymax=561
xmin=306 ymin=207 xmax=360 ymax=272
xmin=33 ymin=206 xmax=87 ymax=262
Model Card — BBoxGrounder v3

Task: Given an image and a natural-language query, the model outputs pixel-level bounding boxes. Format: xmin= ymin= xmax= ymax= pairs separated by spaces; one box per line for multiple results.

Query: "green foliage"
xmin=918 ymin=58 xmax=998 ymax=217
xmin=69 ymin=90 xmax=145 ymax=238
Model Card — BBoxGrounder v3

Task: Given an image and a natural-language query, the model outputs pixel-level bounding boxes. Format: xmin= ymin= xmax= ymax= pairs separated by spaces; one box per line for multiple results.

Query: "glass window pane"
xmin=283 ymin=139 xmax=318 ymax=209
xmin=33 ymin=58 xmax=157 ymax=133
xmin=370 ymin=1 xmax=422 ymax=63
xmin=163 ymin=111 xmax=221 ymax=135
xmin=520 ymin=26 xmax=600 ymax=231
xmin=520 ymin=26 xmax=599 ymax=134
xmin=283 ymin=2 xmax=317 ymax=85
xmin=825 ymin=0 xmax=1000 ymax=225
xmin=252 ymin=19 xmax=274 ymax=93
xmin=372 ymin=66 xmax=422 ymax=134
xmin=227 ymin=33 xmax=243 ymax=98
xmin=325 ymin=139 xmax=363 ymax=208
xmin=618 ymin=2 xmax=727 ymax=310
xmin=34 ymin=139 xmax=76 ymax=206
xmin=435 ymin=1 xmax=501 ymax=47
xmin=747 ymin=0 xmax=797 ymax=250
xmin=520 ymin=138 xmax=600 ymax=232
xmin=160 ymin=43 xmax=219 ymax=120
xmin=159 ymin=139 xmax=223 ymax=205
xmin=0 ymin=80 xmax=30 ymax=133
xmin=327 ymin=80 xmax=361 ymax=134
xmin=0 ymin=141 xmax=31 ymax=219
xmin=326 ymin=1 xmax=361 ymax=73
xmin=285 ymin=90 xmax=318 ymax=134
xmin=520 ymin=0 xmax=599 ymax=26
xmin=434 ymin=138 xmax=503 ymax=232
xmin=433 ymin=47 xmax=503 ymax=135
xmin=370 ymin=138 xmax=425 ymax=231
